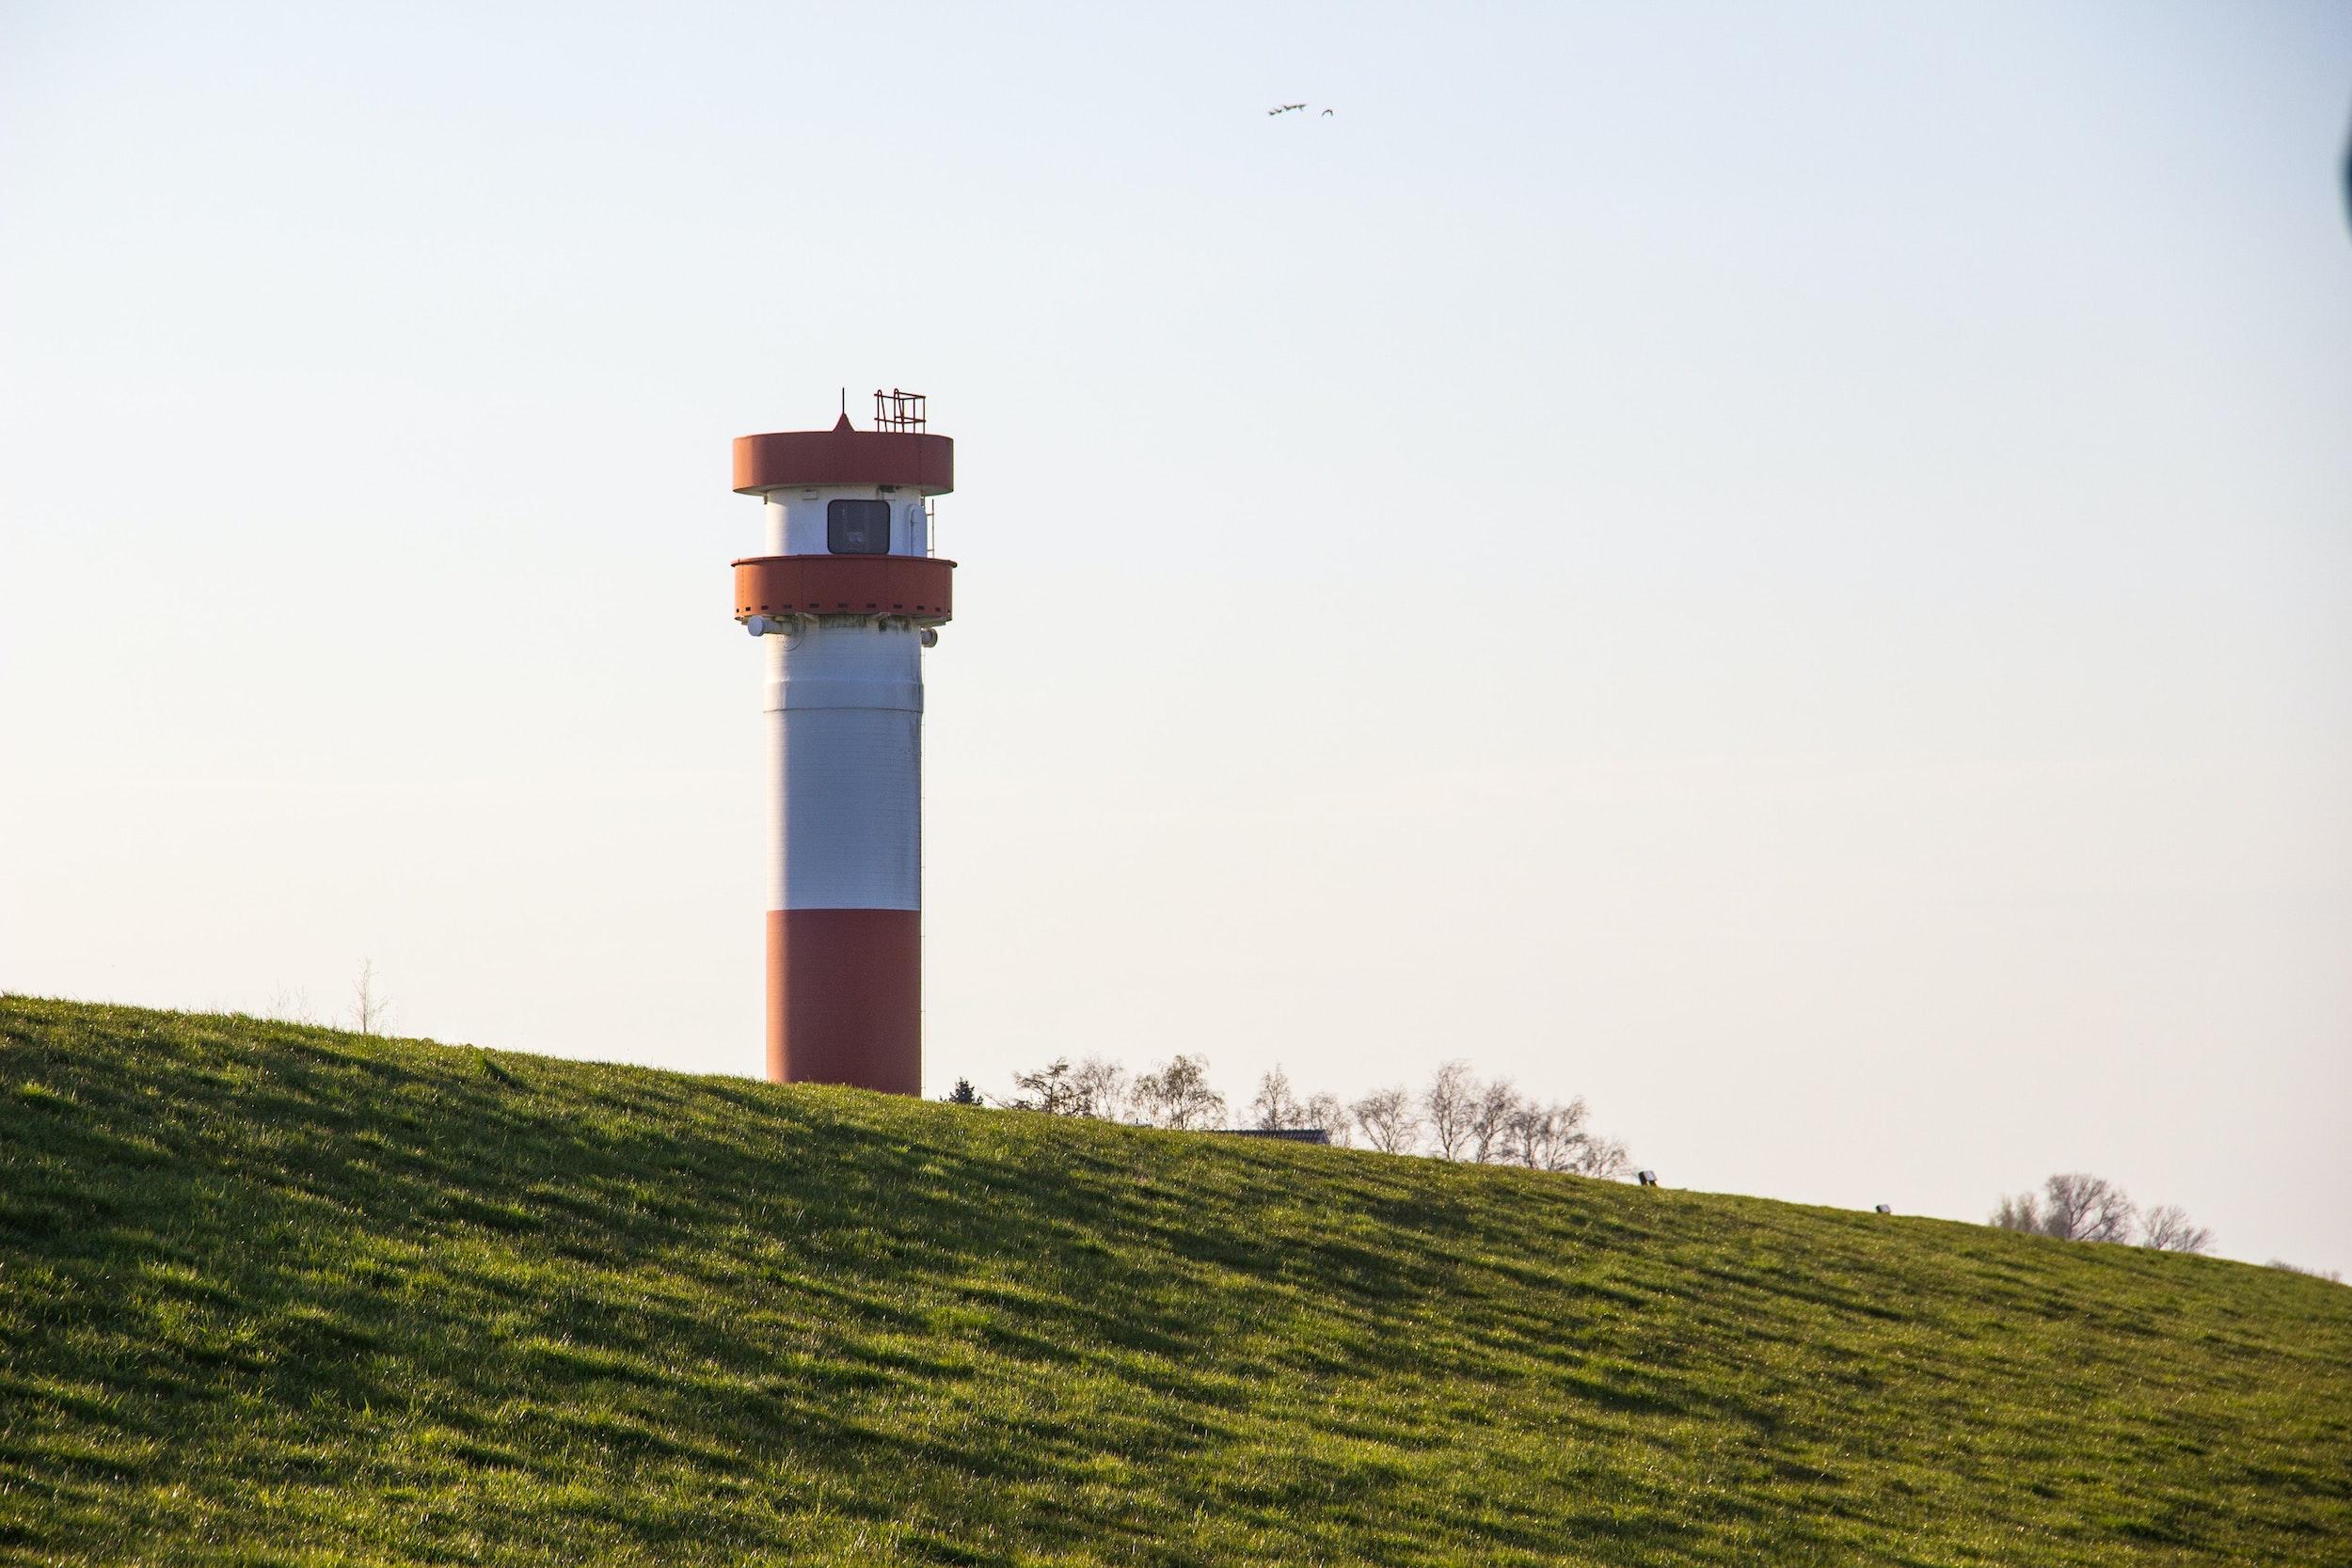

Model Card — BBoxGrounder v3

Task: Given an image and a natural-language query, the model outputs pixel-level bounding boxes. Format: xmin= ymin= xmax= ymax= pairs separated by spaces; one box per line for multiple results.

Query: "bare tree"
xmin=1488 ymin=1096 xmax=1626 ymax=1176
xmin=1994 ymin=1174 xmax=2138 ymax=1243
xmin=1070 ymin=1057 xmax=1128 ymax=1120
xmin=1131 ymin=1055 xmax=1227 ymax=1130
xmin=1503 ymin=1098 xmax=1589 ymax=1171
xmin=348 ymin=959 xmax=391 ymax=1037
xmin=1004 ymin=1057 xmax=1082 ymax=1114
xmin=266 ymin=984 xmax=320 ymax=1026
xmin=1577 ymin=1133 xmax=1632 ymax=1180
xmin=1500 ymin=1098 xmax=1547 ymax=1167
xmin=1350 ymin=1085 xmax=1422 ymax=1154
xmin=1251 ymin=1065 xmax=1310 ymax=1131
xmin=2039 ymin=1173 xmax=2137 ymax=1243
xmin=2138 ymin=1205 xmax=2214 ymax=1255
xmin=1991 ymin=1192 xmax=2042 ymax=1233
xmin=1304 ymin=1090 xmax=1351 ymax=1147
xmin=1422 ymin=1060 xmax=1480 ymax=1160
xmin=1470 ymin=1079 xmax=1519 ymax=1164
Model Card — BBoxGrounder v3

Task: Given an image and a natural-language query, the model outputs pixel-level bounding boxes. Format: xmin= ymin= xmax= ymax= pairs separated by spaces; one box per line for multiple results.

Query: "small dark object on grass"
xmin=1636 ymin=1169 xmax=1659 ymax=1187
xmin=944 ymin=1078 xmax=980 ymax=1106
xmin=1876 ymin=1204 xmax=1892 ymax=1214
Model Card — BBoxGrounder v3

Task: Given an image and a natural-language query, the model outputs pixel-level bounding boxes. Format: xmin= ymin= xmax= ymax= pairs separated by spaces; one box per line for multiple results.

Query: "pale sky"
xmin=5 ymin=2 xmax=2348 ymax=1274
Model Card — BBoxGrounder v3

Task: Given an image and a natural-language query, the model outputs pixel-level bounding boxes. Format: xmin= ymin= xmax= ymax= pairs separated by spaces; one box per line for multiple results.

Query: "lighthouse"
xmin=730 ymin=390 xmax=954 ymax=1094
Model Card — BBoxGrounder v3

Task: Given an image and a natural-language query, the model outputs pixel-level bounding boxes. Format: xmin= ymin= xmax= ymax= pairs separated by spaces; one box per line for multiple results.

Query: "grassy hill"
xmin=0 ymin=998 xmax=2345 ymax=1565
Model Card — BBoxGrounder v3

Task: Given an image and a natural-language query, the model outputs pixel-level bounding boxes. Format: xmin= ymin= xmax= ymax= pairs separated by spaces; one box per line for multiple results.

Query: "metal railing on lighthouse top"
xmin=873 ymin=388 xmax=926 ymax=433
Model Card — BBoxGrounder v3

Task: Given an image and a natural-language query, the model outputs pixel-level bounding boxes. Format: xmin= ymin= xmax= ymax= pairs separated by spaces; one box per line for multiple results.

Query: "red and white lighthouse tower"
xmin=729 ymin=391 xmax=954 ymax=1094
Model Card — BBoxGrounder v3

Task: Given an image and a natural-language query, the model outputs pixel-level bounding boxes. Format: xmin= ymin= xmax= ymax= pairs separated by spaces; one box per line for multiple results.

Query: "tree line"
xmin=950 ymin=1055 xmax=1632 ymax=1176
xmin=1990 ymin=1172 xmax=2212 ymax=1253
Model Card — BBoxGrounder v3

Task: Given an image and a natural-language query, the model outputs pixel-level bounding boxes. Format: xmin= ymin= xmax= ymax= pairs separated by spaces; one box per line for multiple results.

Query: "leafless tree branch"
xmin=1422 ymin=1060 xmax=1480 ymax=1160
xmin=1070 ymin=1057 xmax=1128 ymax=1120
xmin=347 ymin=959 xmax=390 ymax=1037
xmin=1349 ymin=1086 xmax=1422 ymax=1154
xmin=1990 ymin=1192 xmax=2041 ymax=1232
xmin=2039 ymin=1173 xmax=2137 ymax=1243
xmin=1304 ymin=1090 xmax=1350 ymax=1147
xmin=2138 ymin=1204 xmax=2213 ymax=1254
xmin=1470 ymin=1079 xmax=1518 ymax=1164
xmin=1251 ymin=1065 xmax=1311 ymax=1131
xmin=1132 ymin=1055 xmax=1227 ymax=1130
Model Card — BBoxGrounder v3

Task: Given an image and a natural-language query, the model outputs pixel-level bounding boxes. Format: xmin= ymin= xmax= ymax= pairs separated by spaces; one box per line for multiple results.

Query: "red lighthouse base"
xmin=765 ymin=910 xmax=922 ymax=1094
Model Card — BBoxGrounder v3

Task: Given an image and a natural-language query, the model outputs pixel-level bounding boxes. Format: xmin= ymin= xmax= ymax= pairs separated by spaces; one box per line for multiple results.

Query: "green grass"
xmin=0 ymin=998 xmax=2345 ymax=1565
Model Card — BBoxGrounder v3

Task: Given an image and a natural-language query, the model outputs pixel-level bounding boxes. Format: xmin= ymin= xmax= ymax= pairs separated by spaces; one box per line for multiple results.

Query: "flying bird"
xmin=1269 ymin=103 xmax=1306 ymax=116
xmin=1322 ymin=108 xmax=1334 ymax=116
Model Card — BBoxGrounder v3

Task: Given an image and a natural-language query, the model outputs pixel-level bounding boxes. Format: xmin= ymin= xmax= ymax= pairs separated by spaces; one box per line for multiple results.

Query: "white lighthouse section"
xmin=763 ymin=488 xmax=930 ymax=556
xmin=754 ymin=482 xmax=930 ymax=918
xmin=761 ymin=626 xmax=923 ymax=911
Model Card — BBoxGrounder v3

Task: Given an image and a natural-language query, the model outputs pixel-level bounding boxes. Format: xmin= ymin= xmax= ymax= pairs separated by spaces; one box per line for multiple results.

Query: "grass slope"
xmin=0 ymin=999 xmax=2346 ymax=1566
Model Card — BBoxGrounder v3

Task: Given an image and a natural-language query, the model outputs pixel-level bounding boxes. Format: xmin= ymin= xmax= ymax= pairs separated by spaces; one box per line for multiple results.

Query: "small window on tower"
xmin=827 ymin=499 xmax=892 ymax=555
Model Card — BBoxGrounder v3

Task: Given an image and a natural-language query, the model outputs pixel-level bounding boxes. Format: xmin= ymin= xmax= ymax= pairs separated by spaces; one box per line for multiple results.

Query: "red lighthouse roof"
xmin=732 ymin=415 xmax=954 ymax=496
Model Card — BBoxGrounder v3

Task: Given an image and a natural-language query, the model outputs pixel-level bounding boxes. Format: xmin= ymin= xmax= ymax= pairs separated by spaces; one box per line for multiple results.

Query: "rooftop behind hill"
xmin=1 ymin=996 xmax=2345 ymax=1564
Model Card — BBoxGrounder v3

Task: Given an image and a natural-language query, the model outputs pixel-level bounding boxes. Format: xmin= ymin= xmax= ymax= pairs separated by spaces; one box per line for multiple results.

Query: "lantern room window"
xmin=828 ymin=499 xmax=892 ymax=555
